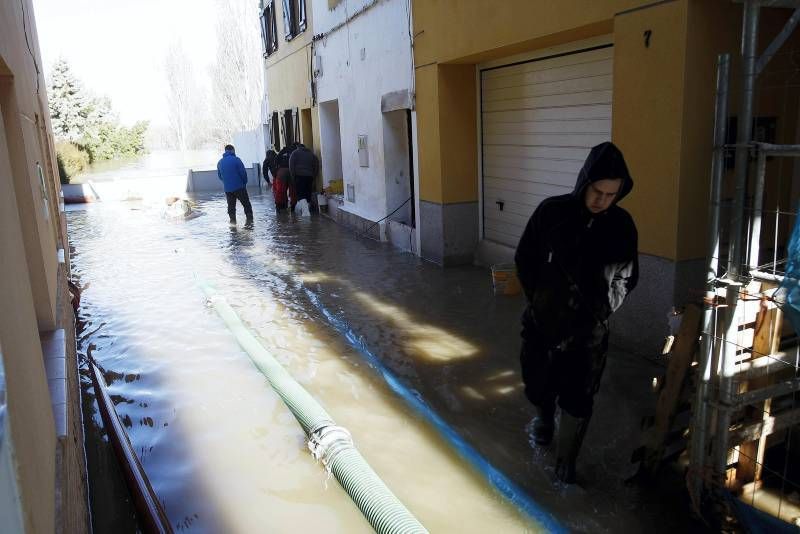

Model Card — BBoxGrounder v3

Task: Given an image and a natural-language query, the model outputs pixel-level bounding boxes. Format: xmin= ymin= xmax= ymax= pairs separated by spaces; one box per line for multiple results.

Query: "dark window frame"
xmin=271 ymin=111 xmax=281 ymax=151
xmin=261 ymin=1 xmax=278 ymax=57
xmin=282 ymin=0 xmax=307 ymax=42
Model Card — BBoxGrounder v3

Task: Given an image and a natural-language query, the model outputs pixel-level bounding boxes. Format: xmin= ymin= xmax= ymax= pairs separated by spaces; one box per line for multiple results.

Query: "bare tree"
xmin=209 ymin=0 xmax=264 ymax=142
xmin=164 ymin=40 xmax=205 ymax=150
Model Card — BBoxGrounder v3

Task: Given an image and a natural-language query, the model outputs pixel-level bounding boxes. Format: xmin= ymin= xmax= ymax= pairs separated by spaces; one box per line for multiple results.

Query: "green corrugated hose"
xmin=198 ymin=278 xmax=427 ymax=534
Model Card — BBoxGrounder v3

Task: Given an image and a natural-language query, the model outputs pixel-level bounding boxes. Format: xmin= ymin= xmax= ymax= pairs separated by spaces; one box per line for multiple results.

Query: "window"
xmin=280 ymin=108 xmax=299 ymax=147
xmin=282 ymin=0 xmax=307 ymax=41
xmin=260 ymin=1 xmax=278 ymax=57
xmin=271 ymin=111 xmax=280 ymax=150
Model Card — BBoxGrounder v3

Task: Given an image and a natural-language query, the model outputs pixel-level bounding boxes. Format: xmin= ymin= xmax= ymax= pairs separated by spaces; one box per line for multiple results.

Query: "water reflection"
xmin=68 ymin=193 xmax=695 ymax=533
xmin=76 ymin=149 xmax=219 ymax=183
xmin=68 ymin=198 xmax=537 ymax=533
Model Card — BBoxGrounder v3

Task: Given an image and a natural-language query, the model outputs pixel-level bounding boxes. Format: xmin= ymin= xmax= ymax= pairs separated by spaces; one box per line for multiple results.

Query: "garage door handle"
xmin=496 ymin=200 xmax=504 ymax=211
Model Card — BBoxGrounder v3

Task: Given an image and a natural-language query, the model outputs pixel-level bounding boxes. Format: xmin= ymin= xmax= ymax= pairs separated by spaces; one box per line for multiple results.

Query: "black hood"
xmin=572 ymin=142 xmax=633 ymax=204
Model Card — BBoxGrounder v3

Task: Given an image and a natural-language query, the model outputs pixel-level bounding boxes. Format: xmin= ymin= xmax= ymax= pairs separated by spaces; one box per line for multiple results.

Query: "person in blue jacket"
xmin=217 ymin=144 xmax=253 ymax=226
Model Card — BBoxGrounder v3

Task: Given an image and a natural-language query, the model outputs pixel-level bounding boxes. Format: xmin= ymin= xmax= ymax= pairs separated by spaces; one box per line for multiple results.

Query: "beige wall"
xmin=263 ymin=1 xmax=321 ymax=175
xmin=0 ymin=0 xmax=65 ymax=531
xmin=266 ymin=47 xmax=313 ymax=113
xmin=265 ymin=0 xmax=313 ymax=114
xmin=0 ymin=77 xmax=58 ymax=329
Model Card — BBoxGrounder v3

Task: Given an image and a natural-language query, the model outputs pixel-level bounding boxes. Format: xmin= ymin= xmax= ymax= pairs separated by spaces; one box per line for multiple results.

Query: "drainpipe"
xmin=690 ymin=53 xmax=730 ymax=505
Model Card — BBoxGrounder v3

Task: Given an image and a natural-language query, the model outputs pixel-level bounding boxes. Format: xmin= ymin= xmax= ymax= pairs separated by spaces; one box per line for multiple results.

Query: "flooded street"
xmin=68 ymin=194 xmax=540 ymax=533
xmin=68 ymin=193 xmax=694 ymax=533
xmin=72 ymin=149 xmax=219 ymax=183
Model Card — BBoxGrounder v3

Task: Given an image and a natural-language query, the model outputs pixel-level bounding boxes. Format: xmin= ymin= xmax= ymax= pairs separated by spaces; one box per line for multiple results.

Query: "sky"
xmin=32 ymin=0 xmax=219 ymax=127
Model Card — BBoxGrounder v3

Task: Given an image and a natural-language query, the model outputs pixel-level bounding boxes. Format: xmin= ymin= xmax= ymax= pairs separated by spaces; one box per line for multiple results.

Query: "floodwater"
xmin=68 ymin=195 xmax=541 ymax=533
xmin=69 ymin=192 xmax=699 ymax=533
xmin=72 ymin=149 xmax=219 ymax=183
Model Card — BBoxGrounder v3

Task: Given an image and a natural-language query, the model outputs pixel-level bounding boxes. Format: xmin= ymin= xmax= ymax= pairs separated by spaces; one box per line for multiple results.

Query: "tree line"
xmin=48 ymin=59 xmax=148 ymax=184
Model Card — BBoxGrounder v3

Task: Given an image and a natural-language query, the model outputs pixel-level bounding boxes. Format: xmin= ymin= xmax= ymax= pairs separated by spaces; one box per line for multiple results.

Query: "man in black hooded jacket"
xmin=515 ymin=141 xmax=638 ymax=484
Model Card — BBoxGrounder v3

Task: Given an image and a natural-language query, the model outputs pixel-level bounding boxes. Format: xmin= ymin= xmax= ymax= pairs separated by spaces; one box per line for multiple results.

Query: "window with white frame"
xmin=260 ymin=1 xmax=278 ymax=57
xmin=282 ymin=0 xmax=307 ymax=41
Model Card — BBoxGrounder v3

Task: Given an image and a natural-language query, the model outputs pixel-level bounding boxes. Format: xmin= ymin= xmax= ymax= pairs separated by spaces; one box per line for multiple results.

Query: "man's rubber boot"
xmin=229 ymin=218 xmax=237 ymax=227
xmin=555 ymin=412 xmax=590 ymax=484
xmin=244 ymin=217 xmax=254 ymax=228
xmin=532 ymin=404 xmax=555 ymax=446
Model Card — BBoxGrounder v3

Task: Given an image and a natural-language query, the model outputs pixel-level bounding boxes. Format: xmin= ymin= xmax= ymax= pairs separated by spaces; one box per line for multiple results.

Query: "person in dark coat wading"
xmin=289 ymin=143 xmax=319 ymax=211
xmin=515 ymin=141 xmax=638 ymax=484
xmin=217 ymin=144 xmax=253 ymax=226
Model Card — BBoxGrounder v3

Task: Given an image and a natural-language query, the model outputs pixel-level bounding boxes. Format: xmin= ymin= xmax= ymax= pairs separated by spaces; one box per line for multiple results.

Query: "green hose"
xmin=198 ymin=278 xmax=427 ymax=534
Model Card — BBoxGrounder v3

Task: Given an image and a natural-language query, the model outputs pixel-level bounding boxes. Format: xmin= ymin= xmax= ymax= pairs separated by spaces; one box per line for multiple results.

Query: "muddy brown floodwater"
xmin=68 ymin=192 xmax=704 ymax=533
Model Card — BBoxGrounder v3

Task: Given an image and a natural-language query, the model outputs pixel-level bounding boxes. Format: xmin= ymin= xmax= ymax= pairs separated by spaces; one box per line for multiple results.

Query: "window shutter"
xmin=298 ymin=0 xmax=307 ymax=32
xmin=270 ymin=2 xmax=278 ymax=52
xmin=264 ymin=0 xmax=278 ymax=55
xmin=272 ymin=112 xmax=281 ymax=150
xmin=292 ymin=109 xmax=299 ymax=143
xmin=282 ymin=0 xmax=293 ymax=40
xmin=259 ymin=10 xmax=268 ymax=54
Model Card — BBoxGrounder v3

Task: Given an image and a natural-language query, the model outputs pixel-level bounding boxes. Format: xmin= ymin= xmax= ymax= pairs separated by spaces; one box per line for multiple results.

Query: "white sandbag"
xmin=296 ymin=199 xmax=311 ymax=216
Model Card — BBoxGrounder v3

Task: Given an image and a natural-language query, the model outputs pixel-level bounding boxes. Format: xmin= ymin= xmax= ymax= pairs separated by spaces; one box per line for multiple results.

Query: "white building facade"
xmin=311 ymin=0 xmax=418 ymax=250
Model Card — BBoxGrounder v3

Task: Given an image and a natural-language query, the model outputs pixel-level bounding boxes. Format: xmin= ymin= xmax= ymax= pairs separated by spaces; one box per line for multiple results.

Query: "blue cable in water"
xmin=303 ymin=288 xmax=567 ymax=534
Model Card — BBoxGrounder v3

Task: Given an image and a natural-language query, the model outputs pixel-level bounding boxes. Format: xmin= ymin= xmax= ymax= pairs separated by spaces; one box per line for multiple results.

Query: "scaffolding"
xmin=688 ymin=0 xmax=800 ymax=527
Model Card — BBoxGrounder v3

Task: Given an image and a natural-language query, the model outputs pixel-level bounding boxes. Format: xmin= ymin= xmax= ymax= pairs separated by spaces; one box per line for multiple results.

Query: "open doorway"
xmin=281 ymin=108 xmax=297 ymax=147
xmin=381 ymin=108 xmax=414 ymax=227
xmin=300 ymin=108 xmax=313 ymax=151
xmin=319 ymin=100 xmax=343 ymax=189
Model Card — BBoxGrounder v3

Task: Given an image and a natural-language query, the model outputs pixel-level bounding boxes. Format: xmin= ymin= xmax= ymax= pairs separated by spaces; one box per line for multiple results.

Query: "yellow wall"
xmin=676 ymin=0 xmax=738 ymax=261
xmin=263 ymin=1 xmax=321 ymax=178
xmin=416 ymin=64 xmax=477 ymax=204
xmin=412 ymin=0 xmax=644 ymax=66
xmin=613 ymin=1 xmax=688 ymax=259
xmin=439 ymin=64 xmax=478 ymax=204
xmin=411 ymin=1 xmax=643 ymax=208
xmin=265 ymin=0 xmax=313 ymax=113
xmin=0 ymin=0 xmax=62 ymax=531
xmin=415 ymin=65 xmax=442 ymax=202
xmin=266 ymin=46 xmax=313 ymax=112
xmin=412 ymin=0 xmax=800 ymax=262
xmin=675 ymin=1 xmax=800 ymax=261
xmin=310 ymin=105 xmax=322 ymax=188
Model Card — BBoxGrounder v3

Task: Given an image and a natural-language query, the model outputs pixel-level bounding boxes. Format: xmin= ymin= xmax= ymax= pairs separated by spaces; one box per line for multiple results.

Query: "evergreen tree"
xmin=47 ymin=59 xmax=92 ymax=143
xmin=46 ymin=59 xmax=148 ymax=165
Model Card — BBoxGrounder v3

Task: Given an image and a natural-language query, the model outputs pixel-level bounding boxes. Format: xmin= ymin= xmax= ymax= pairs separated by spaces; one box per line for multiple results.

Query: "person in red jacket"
xmin=272 ymin=146 xmax=293 ymax=211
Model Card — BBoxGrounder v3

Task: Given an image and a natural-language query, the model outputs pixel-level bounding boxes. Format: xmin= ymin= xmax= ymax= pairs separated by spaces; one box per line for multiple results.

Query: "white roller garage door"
xmin=480 ymin=44 xmax=613 ymax=247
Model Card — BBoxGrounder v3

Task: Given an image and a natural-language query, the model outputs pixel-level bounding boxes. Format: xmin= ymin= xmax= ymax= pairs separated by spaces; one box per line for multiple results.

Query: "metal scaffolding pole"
xmin=727 ymin=0 xmax=760 ymax=278
xmin=748 ymin=149 xmax=768 ymax=271
xmin=714 ymin=282 xmax=743 ymax=481
xmin=690 ymin=53 xmax=730 ymax=504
